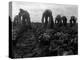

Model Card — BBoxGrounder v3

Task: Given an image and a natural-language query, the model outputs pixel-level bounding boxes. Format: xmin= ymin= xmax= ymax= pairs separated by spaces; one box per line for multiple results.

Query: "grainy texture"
xmin=9 ymin=2 xmax=78 ymax=59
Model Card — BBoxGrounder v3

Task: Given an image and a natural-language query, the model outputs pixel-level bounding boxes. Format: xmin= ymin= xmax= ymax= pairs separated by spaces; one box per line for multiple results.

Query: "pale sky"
xmin=12 ymin=1 xmax=78 ymax=23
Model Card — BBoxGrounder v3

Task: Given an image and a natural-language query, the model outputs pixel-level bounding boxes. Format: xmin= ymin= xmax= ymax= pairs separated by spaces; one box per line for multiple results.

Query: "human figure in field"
xmin=61 ymin=16 xmax=67 ymax=26
xmin=18 ymin=9 xmax=31 ymax=26
xmin=70 ymin=16 xmax=77 ymax=27
xmin=55 ymin=15 xmax=62 ymax=26
xmin=42 ymin=9 xmax=54 ymax=29
xmin=14 ymin=15 xmax=19 ymax=25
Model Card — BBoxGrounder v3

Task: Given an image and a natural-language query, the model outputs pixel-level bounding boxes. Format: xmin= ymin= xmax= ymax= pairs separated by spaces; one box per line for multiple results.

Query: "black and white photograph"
xmin=9 ymin=1 xmax=78 ymax=59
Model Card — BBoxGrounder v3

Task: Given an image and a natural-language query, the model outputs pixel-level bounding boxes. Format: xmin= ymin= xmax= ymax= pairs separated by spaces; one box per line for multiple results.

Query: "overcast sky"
xmin=12 ymin=1 xmax=78 ymax=23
